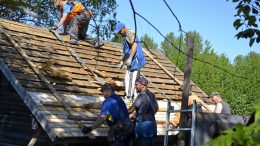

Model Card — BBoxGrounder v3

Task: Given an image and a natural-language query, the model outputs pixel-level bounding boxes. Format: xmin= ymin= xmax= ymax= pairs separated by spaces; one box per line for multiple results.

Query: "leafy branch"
xmin=232 ymin=0 xmax=260 ymax=47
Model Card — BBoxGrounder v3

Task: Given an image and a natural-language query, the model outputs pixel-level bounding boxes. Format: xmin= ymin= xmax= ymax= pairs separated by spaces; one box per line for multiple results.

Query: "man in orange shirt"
xmin=51 ymin=0 xmax=103 ymax=47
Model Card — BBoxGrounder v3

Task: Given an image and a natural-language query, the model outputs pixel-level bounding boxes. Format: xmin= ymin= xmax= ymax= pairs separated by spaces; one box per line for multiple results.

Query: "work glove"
xmin=125 ymin=58 xmax=132 ymax=66
xmin=82 ymin=126 xmax=92 ymax=134
xmin=50 ymin=26 xmax=58 ymax=30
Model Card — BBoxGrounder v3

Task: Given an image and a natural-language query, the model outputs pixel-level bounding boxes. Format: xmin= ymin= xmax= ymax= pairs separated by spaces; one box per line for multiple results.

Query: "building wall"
xmin=0 ymin=72 xmax=50 ymax=146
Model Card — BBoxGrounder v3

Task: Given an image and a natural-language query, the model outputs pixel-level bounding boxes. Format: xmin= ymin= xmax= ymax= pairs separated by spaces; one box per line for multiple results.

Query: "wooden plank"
xmin=0 ymin=59 xmax=57 ymax=141
xmin=8 ymin=30 xmax=123 ymax=57
xmin=0 ymin=37 xmax=11 ymax=46
xmin=0 ymin=52 xmax=24 ymax=60
xmin=67 ymin=115 xmax=97 ymax=121
xmin=1 ymin=21 xmax=56 ymax=39
xmin=143 ymin=48 xmax=183 ymax=85
xmin=13 ymin=72 xmax=40 ymax=81
xmin=0 ymin=45 xmax=15 ymax=54
xmin=9 ymin=35 xmax=178 ymax=71
xmin=27 ymin=129 xmax=42 ymax=146
xmin=18 ymin=80 xmax=101 ymax=95
xmin=0 ymin=18 xmax=48 ymax=32
xmin=2 ymin=41 xmax=177 ymax=77
xmin=41 ymin=101 xmax=102 ymax=109
xmin=0 ymin=28 xmax=95 ymax=139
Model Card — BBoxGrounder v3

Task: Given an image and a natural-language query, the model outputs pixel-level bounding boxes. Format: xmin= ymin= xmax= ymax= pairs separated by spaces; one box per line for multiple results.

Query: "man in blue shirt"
xmin=82 ymin=83 xmax=131 ymax=146
xmin=128 ymin=77 xmax=159 ymax=146
xmin=113 ymin=23 xmax=146 ymax=101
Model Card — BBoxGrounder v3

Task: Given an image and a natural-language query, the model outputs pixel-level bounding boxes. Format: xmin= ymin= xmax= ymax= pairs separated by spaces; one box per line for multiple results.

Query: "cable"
xmin=134 ymin=12 xmax=249 ymax=80
xmin=128 ymin=0 xmax=137 ymax=46
xmin=82 ymin=2 xmax=102 ymax=73
xmin=162 ymin=0 xmax=185 ymax=33
xmin=162 ymin=0 xmax=185 ymax=87
xmin=140 ymin=41 xmax=158 ymax=59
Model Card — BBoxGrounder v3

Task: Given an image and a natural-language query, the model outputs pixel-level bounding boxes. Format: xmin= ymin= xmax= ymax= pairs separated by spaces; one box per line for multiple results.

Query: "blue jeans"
xmin=110 ymin=138 xmax=128 ymax=146
xmin=135 ymin=121 xmax=157 ymax=146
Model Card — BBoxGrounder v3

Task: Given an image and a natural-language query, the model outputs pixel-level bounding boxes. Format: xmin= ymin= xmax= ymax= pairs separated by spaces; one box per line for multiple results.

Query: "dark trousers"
xmin=69 ymin=11 xmax=91 ymax=41
xmin=110 ymin=138 xmax=131 ymax=146
xmin=135 ymin=121 xmax=157 ymax=146
xmin=137 ymin=136 xmax=156 ymax=146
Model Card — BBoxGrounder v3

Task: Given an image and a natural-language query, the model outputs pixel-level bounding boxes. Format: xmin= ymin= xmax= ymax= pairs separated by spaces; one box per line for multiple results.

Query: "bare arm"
xmin=57 ymin=13 xmax=69 ymax=32
xmin=214 ymin=103 xmax=222 ymax=113
xmin=128 ymin=105 xmax=136 ymax=114
xmin=91 ymin=115 xmax=107 ymax=130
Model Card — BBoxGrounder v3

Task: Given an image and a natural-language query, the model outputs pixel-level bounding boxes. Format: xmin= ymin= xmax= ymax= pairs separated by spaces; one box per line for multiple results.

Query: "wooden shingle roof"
xmin=0 ymin=18 xmax=209 ymax=142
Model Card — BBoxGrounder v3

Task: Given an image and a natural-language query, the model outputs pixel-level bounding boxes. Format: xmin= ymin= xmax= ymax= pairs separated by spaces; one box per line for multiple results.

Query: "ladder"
xmin=164 ymin=100 xmax=196 ymax=146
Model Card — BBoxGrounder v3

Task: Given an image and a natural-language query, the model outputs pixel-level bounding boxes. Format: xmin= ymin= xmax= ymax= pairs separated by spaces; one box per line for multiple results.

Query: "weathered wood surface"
xmin=0 ymin=18 xmax=210 ymax=141
xmin=0 ymin=71 xmax=50 ymax=146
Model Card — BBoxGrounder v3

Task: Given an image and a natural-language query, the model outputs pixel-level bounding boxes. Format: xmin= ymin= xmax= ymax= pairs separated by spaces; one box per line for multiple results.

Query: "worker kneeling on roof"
xmin=82 ymin=83 xmax=133 ymax=146
xmin=51 ymin=0 xmax=103 ymax=46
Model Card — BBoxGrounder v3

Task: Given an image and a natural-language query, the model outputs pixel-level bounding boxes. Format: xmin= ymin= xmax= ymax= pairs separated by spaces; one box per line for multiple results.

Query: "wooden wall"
xmin=0 ymin=71 xmax=50 ymax=146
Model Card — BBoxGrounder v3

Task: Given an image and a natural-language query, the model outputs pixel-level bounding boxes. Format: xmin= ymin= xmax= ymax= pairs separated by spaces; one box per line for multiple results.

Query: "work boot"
xmin=94 ymin=41 xmax=104 ymax=48
xmin=69 ymin=39 xmax=79 ymax=45
xmin=92 ymin=39 xmax=104 ymax=48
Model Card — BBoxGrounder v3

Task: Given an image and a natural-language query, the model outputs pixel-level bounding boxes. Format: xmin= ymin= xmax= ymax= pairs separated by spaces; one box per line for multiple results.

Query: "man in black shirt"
xmin=128 ymin=77 xmax=159 ymax=146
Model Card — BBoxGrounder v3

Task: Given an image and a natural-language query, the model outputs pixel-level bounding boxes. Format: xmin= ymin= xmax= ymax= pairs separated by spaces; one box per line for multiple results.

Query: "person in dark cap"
xmin=210 ymin=92 xmax=231 ymax=114
xmin=113 ymin=22 xmax=147 ymax=101
xmin=128 ymin=77 xmax=159 ymax=146
xmin=82 ymin=83 xmax=131 ymax=146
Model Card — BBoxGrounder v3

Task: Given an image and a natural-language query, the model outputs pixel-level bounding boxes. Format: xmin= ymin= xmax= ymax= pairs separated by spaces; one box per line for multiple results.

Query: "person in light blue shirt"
xmin=51 ymin=0 xmax=103 ymax=47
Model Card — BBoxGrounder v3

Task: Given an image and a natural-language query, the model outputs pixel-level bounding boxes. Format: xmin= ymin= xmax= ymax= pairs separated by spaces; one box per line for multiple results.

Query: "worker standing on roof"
xmin=128 ymin=77 xmax=159 ymax=146
xmin=113 ymin=22 xmax=146 ymax=101
xmin=51 ymin=0 xmax=103 ymax=47
xmin=82 ymin=83 xmax=132 ymax=146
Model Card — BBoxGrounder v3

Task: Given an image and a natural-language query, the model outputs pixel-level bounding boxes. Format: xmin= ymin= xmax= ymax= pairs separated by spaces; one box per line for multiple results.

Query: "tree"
xmin=140 ymin=34 xmax=158 ymax=50
xmin=205 ymin=102 xmax=260 ymax=146
xmin=205 ymin=52 xmax=260 ymax=146
xmin=0 ymin=0 xmax=117 ymax=39
xmin=110 ymin=35 xmax=124 ymax=43
xmin=161 ymin=32 xmax=186 ymax=70
xmin=232 ymin=0 xmax=260 ymax=46
xmin=160 ymin=30 xmax=260 ymax=115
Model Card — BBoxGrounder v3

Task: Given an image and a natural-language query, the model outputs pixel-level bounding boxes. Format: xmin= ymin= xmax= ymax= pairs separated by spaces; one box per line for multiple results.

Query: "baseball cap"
xmin=210 ymin=92 xmax=221 ymax=97
xmin=113 ymin=22 xmax=125 ymax=34
xmin=135 ymin=77 xmax=149 ymax=85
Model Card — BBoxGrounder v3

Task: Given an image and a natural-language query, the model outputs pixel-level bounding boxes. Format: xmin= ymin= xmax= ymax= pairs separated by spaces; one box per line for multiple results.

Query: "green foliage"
xmin=0 ymin=0 xmax=117 ymax=39
xmin=161 ymin=32 xmax=186 ymax=70
xmin=161 ymin=30 xmax=260 ymax=146
xmin=110 ymin=35 xmax=124 ymax=43
xmin=204 ymin=102 xmax=260 ymax=146
xmin=161 ymin=31 xmax=260 ymax=115
xmin=140 ymin=34 xmax=158 ymax=50
xmin=232 ymin=0 xmax=260 ymax=46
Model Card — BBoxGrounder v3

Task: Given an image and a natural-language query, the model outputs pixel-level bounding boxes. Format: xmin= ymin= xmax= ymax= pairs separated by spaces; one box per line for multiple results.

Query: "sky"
xmin=115 ymin=0 xmax=259 ymax=62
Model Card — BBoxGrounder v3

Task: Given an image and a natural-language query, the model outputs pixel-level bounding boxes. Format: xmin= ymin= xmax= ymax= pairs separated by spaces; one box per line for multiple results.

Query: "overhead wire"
xmin=133 ymin=11 xmax=249 ymax=80
xmin=161 ymin=0 xmax=185 ymax=89
xmin=125 ymin=0 xmax=257 ymax=106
